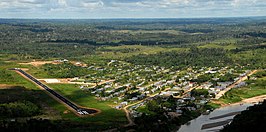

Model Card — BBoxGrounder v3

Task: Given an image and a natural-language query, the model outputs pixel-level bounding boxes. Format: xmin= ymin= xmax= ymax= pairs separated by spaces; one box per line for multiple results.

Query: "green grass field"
xmin=199 ymin=43 xmax=237 ymax=50
xmin=97 ymin=45 xmax=187 ymax=59
xmin=219 ymin=77 xmax=266 ymax=104
xmin=47 ymin=84 xmax=127 ymax=127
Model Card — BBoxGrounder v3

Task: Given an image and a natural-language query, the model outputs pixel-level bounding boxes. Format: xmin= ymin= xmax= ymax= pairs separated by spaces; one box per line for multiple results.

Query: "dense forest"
xmin=0 ymin=17 xmax=266 ymax=59
xmin=42 ymin=63 xmax=91 ymax=78
xmin=0 ymin=101 xmax=40 ymax=118
xmin=127 ymin=44 xmax=266 ymax=69
xmin=127 ymin=47 xmax=232 ymax=68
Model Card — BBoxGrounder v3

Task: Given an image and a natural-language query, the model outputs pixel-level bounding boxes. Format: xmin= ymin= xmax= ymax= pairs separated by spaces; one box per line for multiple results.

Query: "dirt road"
xmin=215 ymin=70 xmax=257 ymax=99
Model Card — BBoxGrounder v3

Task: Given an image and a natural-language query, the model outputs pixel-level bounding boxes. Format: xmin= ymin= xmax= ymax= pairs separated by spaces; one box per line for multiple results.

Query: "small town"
xmin=48 ymin=60 xmax=254 ymax=121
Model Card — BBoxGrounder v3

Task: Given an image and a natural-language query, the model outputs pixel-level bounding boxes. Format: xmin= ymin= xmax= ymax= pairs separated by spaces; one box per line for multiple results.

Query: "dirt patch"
xmin=70 ymin=61 xmax=88 ymax=67
xmin=0 ymin=84 xmax=14 ymax=89
xmin=211 ymin=100 xmax=227 ymax=107
xmin=19 ymin=60 xmax=87 ymax=67
xmin=63 ymin=110 xmax=70 ymax=114
xmin=38 ymin=78 xmax=96 ymax=86
xmin=238 ymin=95 xmax=266 ymax=104
xmin=213 ymin=95 xmax=266 ymax=108
xmin=20 ymin=68 xmax=29 ymax=71
xmin=19 ymin=61 xmax=54 ymax=67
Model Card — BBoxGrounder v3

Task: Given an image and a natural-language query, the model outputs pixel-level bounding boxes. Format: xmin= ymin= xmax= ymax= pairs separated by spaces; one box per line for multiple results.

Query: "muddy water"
xmin=178 ymin=103 xmax=254 ymax=132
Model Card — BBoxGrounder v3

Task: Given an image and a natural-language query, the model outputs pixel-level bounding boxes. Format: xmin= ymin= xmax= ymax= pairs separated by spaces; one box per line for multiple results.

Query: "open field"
xmin=47 ymin=84 xmax=127 ymax=125
xmin=97 ymin=45 xmax=187 ymax=59
xmin=219 ymin=76 xmax=266 ymax=104
xmin=19 ymin=61 xmax=54 ymax=67
xmin=199 ymin=43 xmax=237 ymax=50
xmin=0 ymin=84 xmax=14 ymax=89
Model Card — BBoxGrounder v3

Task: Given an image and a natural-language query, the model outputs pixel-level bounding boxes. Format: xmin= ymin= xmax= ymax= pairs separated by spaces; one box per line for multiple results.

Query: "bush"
xmin=0 ymin=101 xmax=40 ymax=118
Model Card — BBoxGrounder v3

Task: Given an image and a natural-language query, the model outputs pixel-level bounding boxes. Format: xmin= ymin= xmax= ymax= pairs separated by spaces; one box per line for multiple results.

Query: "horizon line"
xmin=1 ymin=15 xmax=266 ymax=20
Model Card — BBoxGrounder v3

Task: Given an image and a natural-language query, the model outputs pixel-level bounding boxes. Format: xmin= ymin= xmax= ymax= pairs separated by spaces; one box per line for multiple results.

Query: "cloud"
xmin=231 ymin=0 xmax=257 ymax=7
xmin=0 ymin=0 xmax=265 ymax=18
xmin=81 ymin=0 xmax=104 ymax=9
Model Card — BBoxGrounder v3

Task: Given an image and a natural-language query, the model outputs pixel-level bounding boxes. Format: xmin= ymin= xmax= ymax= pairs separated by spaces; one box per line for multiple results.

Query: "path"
xmin=215 ymin=70 xmax=257 ymax=99
xmin=123 ymin=88 xmax=170 ymax=126
xmin=223 ymin=94 xmax=266 ymax=107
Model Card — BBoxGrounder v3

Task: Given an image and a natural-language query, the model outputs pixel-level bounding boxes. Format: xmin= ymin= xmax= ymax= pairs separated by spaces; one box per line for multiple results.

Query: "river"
xmin=178 ymin=103 xmax=255 ymax=132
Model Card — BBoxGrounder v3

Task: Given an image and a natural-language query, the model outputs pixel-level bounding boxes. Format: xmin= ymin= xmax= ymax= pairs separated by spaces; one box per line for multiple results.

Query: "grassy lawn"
xmin=199 ymin=43 xmax=237 ymax=50
xmin=26 ymin=66 xmax=52 ymax=78
xmin=205 ymin=102 xmax=221 ymax=109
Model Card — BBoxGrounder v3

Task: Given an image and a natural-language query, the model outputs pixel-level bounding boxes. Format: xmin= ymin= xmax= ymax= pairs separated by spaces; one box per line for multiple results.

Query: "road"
xmin=123 ymin=88 xmax=171 ymax=126
xmin=12 ymin=68 xmax=98 ymax=115
xmin=123 ymin=85 xmax=198 ymax=126
xmin=215 ymin=70 xmax=257 ymax=100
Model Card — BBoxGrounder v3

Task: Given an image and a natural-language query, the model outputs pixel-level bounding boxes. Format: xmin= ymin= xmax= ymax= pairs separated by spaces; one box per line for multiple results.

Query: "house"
xmin=120 ymin=101 xmax=128 ymax=106
xmin=187 ymin=107 xmax=196 ymax=111
xmin=205 ymin=70 xmax=217 ymax=74
xmin=115 ymin=105 xmax=122 ymax=109
xmin=234 ymin=82 xmax=247 ymax=88
xmin=139 ymin=87 xmax=145 ymax=92
xmin=175 ymin=109 xmax=183 ymax=114
xmin=129 ymin=97 xmax=138 ymax=101
xmin=104 ymin=85 xmax=112 ymax=89
xmin=189 ymin=82 xmax=194 ymax=87
xmin=75 ymin=62 xmax=81 ymax=65
xmin=63 ymin=59 xmax=69 ymax=62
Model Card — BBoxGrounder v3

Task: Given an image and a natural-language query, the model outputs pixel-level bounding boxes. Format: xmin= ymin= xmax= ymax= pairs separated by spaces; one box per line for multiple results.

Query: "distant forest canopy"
xmin=0 ymin=17 xmax=266 ymax=67
xmin=127 ymin=47 xmax=232 ymax=68
xmin=127 ymin=45 xmax=266 ymax=69
xmin=1 ymin=17 xmax=266 ymax=45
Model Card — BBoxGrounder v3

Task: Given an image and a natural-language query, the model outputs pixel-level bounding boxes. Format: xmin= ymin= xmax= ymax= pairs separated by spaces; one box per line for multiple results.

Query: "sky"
xmin=0 ymin=0 xmax=265 ymax=19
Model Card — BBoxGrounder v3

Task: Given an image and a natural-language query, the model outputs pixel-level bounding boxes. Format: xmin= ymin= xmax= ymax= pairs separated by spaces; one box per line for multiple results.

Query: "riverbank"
xmin=213 ymin=94 xmax=266 ymax=108
xmin=178 ymin=94 xmax=266 ymax=132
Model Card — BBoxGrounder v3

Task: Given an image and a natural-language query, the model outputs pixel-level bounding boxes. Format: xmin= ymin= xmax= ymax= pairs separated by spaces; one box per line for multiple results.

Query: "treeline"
xmin=231 ymin=44 xmax=266 ymax=53
xmin=42 ymin=63 xmax=90 ymax=78
xmin=241 ymin=32 xmax=266 ymax=38
xmin=0 ymin=101 xmax=40 ymax=118
xmin=0 ymin=43 xmax=96 ymax=59
xmin=180 ymin=29 xmax=214 ymax=33
xmin=47 ymin=39 xmax=97 ymax=45
xmin=126 ymin=47 xmax=232 ymax=68
xmin=47 ymin=39 xmax=188 ymax=46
